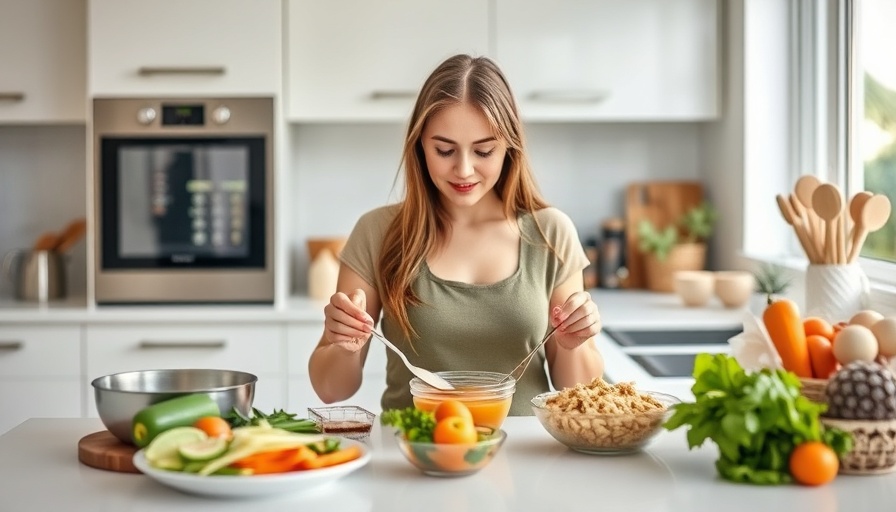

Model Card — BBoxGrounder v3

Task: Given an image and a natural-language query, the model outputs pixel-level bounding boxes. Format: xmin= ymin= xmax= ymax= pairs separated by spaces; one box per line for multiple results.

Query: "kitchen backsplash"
xmin=0 ymin=122 xmax=705 ymax=298
xmin=0 ymin=126 xmax=88 ymax=299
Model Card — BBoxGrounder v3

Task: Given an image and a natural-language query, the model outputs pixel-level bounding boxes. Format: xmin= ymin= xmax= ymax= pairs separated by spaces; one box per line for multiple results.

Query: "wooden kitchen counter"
xmin=1 ymin=417 xmax=891 ymax=511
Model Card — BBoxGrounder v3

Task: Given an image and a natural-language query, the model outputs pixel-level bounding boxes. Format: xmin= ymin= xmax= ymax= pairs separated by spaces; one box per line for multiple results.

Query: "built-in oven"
xmin=93 ymin=97 xmax=274 ymax=304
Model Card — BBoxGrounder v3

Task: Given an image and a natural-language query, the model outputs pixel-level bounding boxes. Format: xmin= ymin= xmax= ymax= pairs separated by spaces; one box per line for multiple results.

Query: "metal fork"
xmin=368 ymin=330 xmax=455 ymax=390
xmin=498 ymin=325 xmax=560 ymax=384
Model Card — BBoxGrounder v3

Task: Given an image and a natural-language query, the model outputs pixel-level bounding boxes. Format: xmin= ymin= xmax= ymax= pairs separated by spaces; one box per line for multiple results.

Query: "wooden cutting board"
xmin=624 ymin=181 xmax=704 ymax=288
xmin=78 ymin=431 xmax=140 ymax=474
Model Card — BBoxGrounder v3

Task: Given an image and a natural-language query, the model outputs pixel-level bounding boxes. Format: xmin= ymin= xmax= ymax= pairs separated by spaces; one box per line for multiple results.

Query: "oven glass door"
xmin=100 ymin=137 xmax=266 ymax=269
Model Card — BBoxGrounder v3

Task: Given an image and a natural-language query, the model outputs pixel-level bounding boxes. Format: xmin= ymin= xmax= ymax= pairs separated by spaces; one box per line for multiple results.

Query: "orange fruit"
xmin=433 ymin=416 xmax=477 ymax=445
xmin=434 ymin=400 xmax=474 ymax=424
xmin=803 ymin=317 xmax=835 ymax=341
xmin=789 ymin=441 xmax=839 ymax=486
xmin=192 ymin=416 xmax=233 ymax=440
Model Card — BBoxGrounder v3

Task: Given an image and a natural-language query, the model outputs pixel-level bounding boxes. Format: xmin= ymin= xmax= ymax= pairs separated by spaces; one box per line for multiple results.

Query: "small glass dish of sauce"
xmin=308 ymin=405 xmax=376 ymax=440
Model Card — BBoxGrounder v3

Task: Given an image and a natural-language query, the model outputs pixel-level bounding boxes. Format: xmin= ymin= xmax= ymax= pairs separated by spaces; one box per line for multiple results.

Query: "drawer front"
xmin=0 ymin=379 xmax=82 ymax=435
xmin=0 ymin=325 xmax=80 ymax=377
xmin=286 ymin=322 xmax=388 ymax=376
xmin=85 ymin=324 xmax=284 ymax=380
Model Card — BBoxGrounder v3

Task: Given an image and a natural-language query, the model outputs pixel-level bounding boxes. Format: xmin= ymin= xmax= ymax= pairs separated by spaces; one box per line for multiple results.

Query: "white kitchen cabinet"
xmin=286 ymin=322 xmax=387 ymax=413
xmin=0 ymin=0 xmax=86 ymax=123
xmin=0 ymin=325 xmax=82 ymax=435
xmin=286 ymin=0 xmax=489 ymax=122
xmin=87 ymin=0 xmax=281 ymax=96
xmin=494 ymin=0 xmax=719 ymax=121
xmin=83 ymin=323 xmax=286 ymax=417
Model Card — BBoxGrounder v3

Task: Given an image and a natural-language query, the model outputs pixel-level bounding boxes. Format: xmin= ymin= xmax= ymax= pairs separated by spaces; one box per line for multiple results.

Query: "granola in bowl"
xmin=531 ymin=378 xmax=679 ymax=454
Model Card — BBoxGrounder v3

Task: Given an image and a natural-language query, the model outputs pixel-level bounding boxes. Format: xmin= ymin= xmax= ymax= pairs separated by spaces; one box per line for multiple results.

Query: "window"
xmin=847 ymin=0 xmax=896 ymax=282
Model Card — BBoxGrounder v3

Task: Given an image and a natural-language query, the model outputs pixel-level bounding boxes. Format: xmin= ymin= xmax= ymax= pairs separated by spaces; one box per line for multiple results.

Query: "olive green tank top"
xmin=340 ymin=204 xmax=589 ymax=415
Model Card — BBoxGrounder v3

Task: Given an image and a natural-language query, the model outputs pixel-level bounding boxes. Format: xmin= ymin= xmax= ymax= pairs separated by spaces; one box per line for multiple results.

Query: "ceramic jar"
xmin=804 ymin=264 xmax=870 ymax=322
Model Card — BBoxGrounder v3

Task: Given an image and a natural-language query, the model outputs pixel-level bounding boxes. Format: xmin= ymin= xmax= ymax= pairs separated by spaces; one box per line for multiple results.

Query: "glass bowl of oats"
xmin=530 ymin=379 xmax=680 ymax=455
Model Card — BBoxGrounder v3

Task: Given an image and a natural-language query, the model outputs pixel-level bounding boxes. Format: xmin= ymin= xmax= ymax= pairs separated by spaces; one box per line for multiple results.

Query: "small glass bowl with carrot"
xmin=384 ymin=399 xmax=508 ymax=477
xmin=409 ymin=371 xmax=515 ymax=430
xmin=394 ymin=428 xmax=507 ymax=477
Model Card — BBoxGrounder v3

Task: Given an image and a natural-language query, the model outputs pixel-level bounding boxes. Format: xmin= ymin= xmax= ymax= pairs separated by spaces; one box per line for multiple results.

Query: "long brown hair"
xmin=379 ymin=54 xmax=549 ymax=340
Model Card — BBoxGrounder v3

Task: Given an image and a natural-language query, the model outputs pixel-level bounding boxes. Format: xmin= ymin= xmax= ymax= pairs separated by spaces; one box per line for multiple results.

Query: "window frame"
xmin=801 ymin=0 xmax=896 ymax=287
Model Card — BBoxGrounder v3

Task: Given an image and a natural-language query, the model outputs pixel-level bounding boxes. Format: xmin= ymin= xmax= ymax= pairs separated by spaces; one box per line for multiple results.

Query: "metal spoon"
xmin=498 ymin=325 xmax=560 ymax=384
xmin=367 ymin=330 xmax=455 ymax=390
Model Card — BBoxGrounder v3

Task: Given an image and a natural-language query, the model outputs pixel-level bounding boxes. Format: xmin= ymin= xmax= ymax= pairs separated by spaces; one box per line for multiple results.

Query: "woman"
xmin=308 ymin=54 xmax=604 ymax=415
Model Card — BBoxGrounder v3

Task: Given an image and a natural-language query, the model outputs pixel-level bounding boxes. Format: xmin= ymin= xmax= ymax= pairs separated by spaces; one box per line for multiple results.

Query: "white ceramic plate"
xmin=132 ymin=438 xmax=371 ymax=498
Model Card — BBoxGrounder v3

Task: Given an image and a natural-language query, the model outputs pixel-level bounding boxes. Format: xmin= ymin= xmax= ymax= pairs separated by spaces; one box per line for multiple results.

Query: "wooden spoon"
xmin=847 ymin=191 xmax=873 ymax=258
xmin=794 ymin=175 xmax=824 ymax=257
xmin=776 ymin=194 xmax=818 ymax=263
xmin=848 ymin=193 xmax=892 ymax=263
xmin=811 ymin=184 xmax=844 ymax=264
xmin=53 ymin=218 xmax=87 ymax=253
xmin=788 ymin=194 xmax=820 ymax=261
xmin=32 ymin=232 xmax=58 ymax=252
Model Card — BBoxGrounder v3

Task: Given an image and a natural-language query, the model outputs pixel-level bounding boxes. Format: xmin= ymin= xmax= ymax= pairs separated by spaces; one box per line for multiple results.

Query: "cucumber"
xmin=178 ymin=437 xmax=229 ymax=462
xmin=132 ymin=393 xmax=221 ymax=447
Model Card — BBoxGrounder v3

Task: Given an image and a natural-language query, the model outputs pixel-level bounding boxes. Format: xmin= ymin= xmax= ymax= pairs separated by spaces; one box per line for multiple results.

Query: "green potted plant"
xmin=638 ymin=201 xmax=717 ymax=292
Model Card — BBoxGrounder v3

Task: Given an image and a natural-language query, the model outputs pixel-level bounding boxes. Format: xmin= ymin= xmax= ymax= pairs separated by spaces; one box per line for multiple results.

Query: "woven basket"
xmin=799 ymin=377 xmax=829 ymax=404
xmin=820 ymin=417 xmax=896 ymax=475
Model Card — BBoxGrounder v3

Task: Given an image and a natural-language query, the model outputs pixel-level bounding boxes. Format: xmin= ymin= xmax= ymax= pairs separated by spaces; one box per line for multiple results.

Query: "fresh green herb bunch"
xmin=381 ymin=407 xmax=436 ymax=442
xmin=680 ymin=201 xmax=718 ymax=243
xmin=225 ymin=407 xmax=320 ymax=434
xmin=664 ymin=354 xmax=853 ymax=485
xmin=637 ymin=220 xmax=678 ymax=261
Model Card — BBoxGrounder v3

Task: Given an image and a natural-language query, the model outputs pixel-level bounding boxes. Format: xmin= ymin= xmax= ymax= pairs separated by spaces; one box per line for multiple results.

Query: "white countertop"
xmin=2 ymin=416 xmax=892 ymax=511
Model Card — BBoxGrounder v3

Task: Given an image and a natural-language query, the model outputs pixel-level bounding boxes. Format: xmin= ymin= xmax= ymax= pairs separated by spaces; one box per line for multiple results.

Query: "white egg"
xmin=850 ymin=310 xmax=885 ymax=329
xmin=871 ymin=317 xmax=896 ymax=358
xmin=832 ymin=324 xmax=879 ymax=365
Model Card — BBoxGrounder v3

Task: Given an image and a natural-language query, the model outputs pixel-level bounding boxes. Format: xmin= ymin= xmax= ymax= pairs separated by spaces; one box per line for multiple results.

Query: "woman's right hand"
xmin=323 ymin=289 xmax=374 ymax=352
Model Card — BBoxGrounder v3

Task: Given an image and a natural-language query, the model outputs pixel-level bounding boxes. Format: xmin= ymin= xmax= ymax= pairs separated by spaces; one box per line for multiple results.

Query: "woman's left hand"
xmin=551 ymin=291 xmax=602 ymax=350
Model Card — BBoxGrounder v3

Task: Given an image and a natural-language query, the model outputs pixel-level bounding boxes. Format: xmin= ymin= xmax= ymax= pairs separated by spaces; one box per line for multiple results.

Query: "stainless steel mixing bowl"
xmin=91 ymin=368 xmax=257 ymax=445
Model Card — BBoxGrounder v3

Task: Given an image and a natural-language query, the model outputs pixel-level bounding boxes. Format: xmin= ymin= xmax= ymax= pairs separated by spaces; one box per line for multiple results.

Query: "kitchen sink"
xmin=605 ymin=327 xmax=742 ymax=378
xmin=628 ymin=354 xmax=703 ymax=378
xmin=603 ymin=327 xmax=742 ymax=347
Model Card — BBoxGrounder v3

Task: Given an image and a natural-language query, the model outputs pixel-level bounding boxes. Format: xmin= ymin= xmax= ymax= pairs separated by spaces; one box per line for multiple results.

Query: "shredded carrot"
xmin=231 ymin=446 xmax=316 ymax=475
xmin=296 ymin=445 xmax=362 ymax=470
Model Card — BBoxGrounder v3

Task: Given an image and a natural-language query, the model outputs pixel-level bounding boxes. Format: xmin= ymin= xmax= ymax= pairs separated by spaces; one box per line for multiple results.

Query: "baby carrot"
xmin=762 ymin=298 xmax=813 ymax=378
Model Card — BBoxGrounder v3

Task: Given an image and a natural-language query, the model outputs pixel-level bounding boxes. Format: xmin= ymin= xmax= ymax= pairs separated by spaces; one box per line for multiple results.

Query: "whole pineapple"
xmin=825 ymin=361 xmax=896 ymax=420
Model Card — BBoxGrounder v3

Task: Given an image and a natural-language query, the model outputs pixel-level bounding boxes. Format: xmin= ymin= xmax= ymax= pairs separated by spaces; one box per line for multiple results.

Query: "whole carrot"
xmin=762 ymin=298 xmax=812 ymax=378
xmin=806 ymin=334 xmax=839 ymax=379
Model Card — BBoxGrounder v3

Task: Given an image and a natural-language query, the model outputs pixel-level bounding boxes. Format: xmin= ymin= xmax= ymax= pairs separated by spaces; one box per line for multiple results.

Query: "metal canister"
xmin=598 ymin=218 xmax=628 ymax=289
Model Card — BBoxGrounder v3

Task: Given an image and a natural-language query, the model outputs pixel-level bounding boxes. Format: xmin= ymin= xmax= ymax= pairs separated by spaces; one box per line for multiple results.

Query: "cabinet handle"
xmin=137 ymin=66 xmax=226 ymax=77
xmin=0 ymin=341 xmax=23 ymax=350
xmin=0 ymin=92 xmax=25 ymax=102
xmin=138 ymin=340 xmax=227 ymax=349
xmin=369 ymin=90 xmax=417 ymax=100
xmin=527 ymin=90 xmax=610 ymax=103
